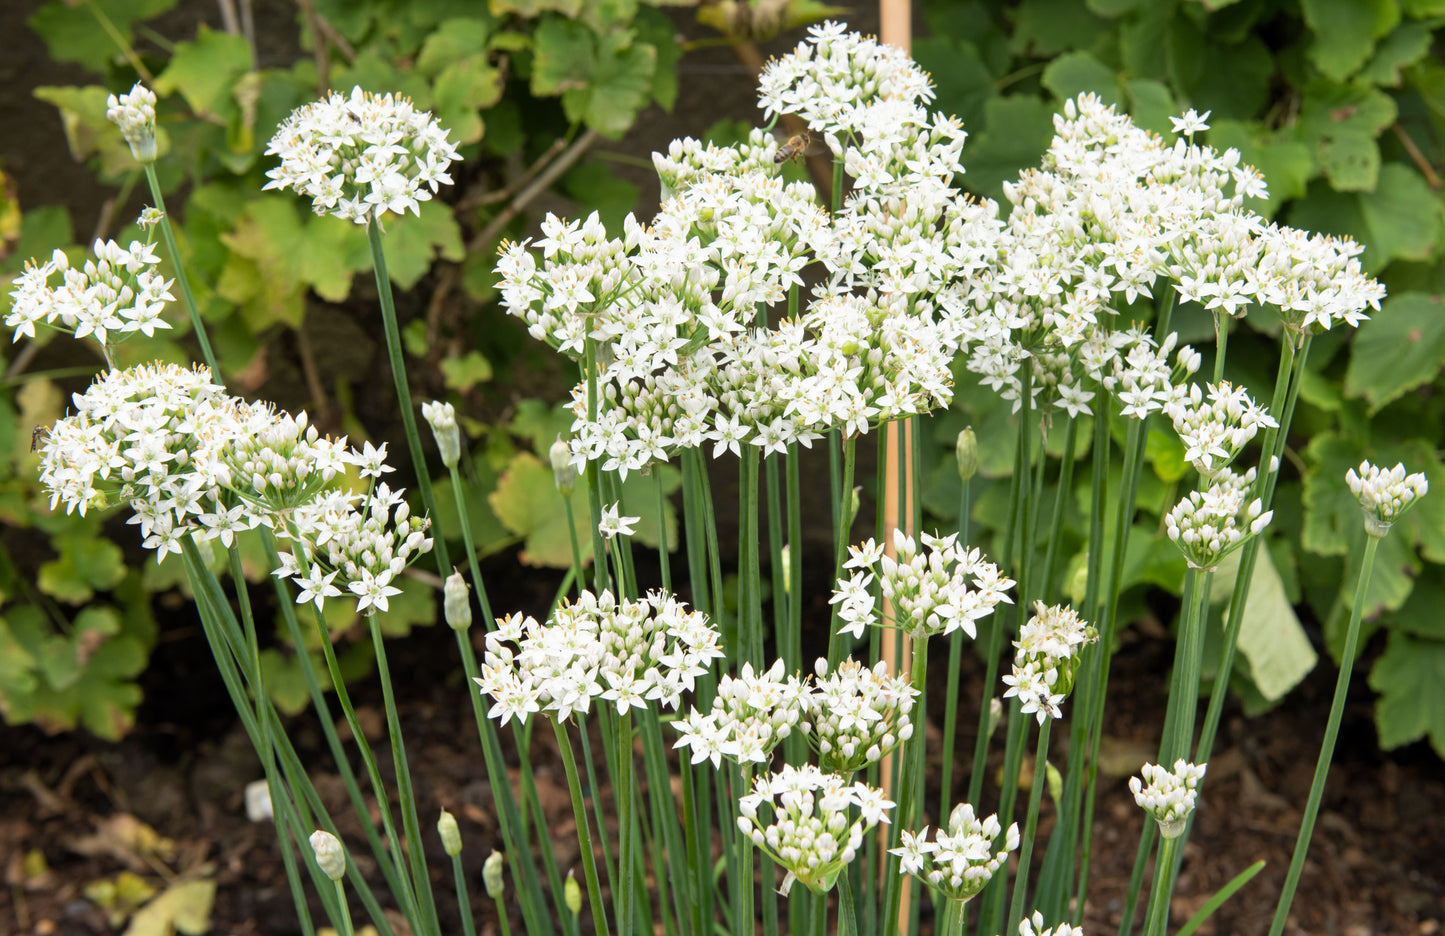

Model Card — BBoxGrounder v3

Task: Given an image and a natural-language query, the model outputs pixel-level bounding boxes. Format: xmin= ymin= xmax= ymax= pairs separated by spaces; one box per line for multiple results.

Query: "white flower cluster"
xmin=737 ymin=762 xmax=893 ymax=896
xmin=1130 ymin=759 xmax=1206 ymax=839
xmin=264 ymin=86 xmax=460 ymax=224
xmin=1164 ymin=381 xmax=1277 ymax=478
xmin=831 ymin=529 xmax=1014 ymax=641
xmin=1165 ymin=468 xmax=1272 ymax=571
xmin=105 ymin=82 xmax=158 ymax=162
xmin=891 ymin=802 xmax=1019 ymax=902
xmin=1001 ymin=602 xmax=1098 ymax=725
xmin=36 ymin=363 xmax=431 ymax=614
xmin=1345 ymin=460 xmax=1428 ymax=538
xmin=474 ymin=589 xmax=725 ymax=724
xmin=7 ymin=240 xmax=174 ymax=350
xmin=673 ymin=659 xmax=806 ymax=768
xmin=421 ymin=400 xmax=460 ymax=468
xmin=800 ymin=657 xmax=917 ymax=775
xmin=1020 ymin=911 xmax=1085 ymax=936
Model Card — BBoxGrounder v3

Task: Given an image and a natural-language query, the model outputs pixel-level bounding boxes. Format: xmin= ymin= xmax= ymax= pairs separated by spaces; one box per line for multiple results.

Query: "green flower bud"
xmin=551 ymin=436 xmax=578 ymax=496
xmin=779 ymin=544 xmax=791 ymax=596
xmin=1046 ymin=761 xmax=1063 ymax=806
xmin=564 ymin=868 xmax=582 ymax=915
xmin=437 ymin=809 xmax=462 ymax=857
xmin=956 ymin=427 xmax=979 ymax=482
xmin=483 ymin=850 xmax=506 ymax=898
xmin=986 ymin=697 xmax=1003 ymax=742
xmin=309 ymin=830 xmax=346 ymax=882
xmin=444 ymin=571 xmax=472 ymax=631
xmin=422 ymin=400 xmax=461 ymax=468
xmin=846 ymin=485 xmax=862 ymax=531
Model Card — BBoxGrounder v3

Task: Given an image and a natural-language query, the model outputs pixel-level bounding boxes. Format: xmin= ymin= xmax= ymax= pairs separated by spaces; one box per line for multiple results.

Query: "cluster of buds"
xmin=1130 ymin=760 xmax=1207 ymax=839
xmin=7 ymin=239 xmax=174 ymax=351
xmin=1163 ymin=381 xmax=1277 ymax=479
xmin=105 ymin=83 xmax=158 ymax=162
xmin=1002 ymin=602 xmax=1097 ymax=724
xmin=1346 ymin=460 xmax=1428 ymax=537
xmin=737 ymin=763 xmax=893 ymax=895
xmin=892 ymin=802 xmax=1019 ymax=902
xmin=1165 ymin=469 xmax=1271 ymax=571
xmin=800 ymin=657 xmax=917 ymax=775
xmin=673 ymin=659 xmax=805 ymax=768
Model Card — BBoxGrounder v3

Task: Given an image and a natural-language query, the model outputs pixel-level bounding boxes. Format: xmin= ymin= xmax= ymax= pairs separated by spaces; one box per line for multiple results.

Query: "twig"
xmin=91 ymin=197 xmax=118 ymax=244
xmin=294 ymin=323 xmax=333 ymax=425
xmin=1393 ymin=123 xmax=1441 ymax=190
xmin=456 ymin=137 xmax=568 ymax=214
xmin=466 ymin=129 xmax=601 ymax=254
xmin=216 ymin=0 xmax=240 ymax=37
xmin=296 ymin=0 xmax=331 ymax=91
xmin=424 ymin=263 xmax=464 ymax=373
xmin=312 ymin=12 xmax=357 ymax=65
xmin=238 ymin=0 xmax=256 ymax=66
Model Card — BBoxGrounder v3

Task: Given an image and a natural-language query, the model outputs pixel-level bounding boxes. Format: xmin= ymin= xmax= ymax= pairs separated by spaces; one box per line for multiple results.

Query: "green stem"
xmin=1007 ymin=717 xmax=1053 ymax=936
xmin=331 ymin=878 xmax=357 ymax=936
xmin=1266 ymin=533 xmax=1382 ymax=936
xmin=366 ymin=219 xmax=451 ymax=576
xmin=616 ymin=711 xmax=636 ymax=936
xmin=143 ymin=163 xmax=219 ymax=376
xmin=447 ymin=463 xmax=496 ymax=629
xmin=938 ymin=479 xmax=970 ymax=820
xmin=552 ymin=718 xmax=611 ymax=936
xmin=826 ymin=436 xmax=858 ymax=666
xmin=1141 ymin=836 xmax=1179 ymax=936
xmin=939 ymin=897 xmax=965 ymax=936
xmin=882 ymin=637 xmax=930 ymax=935
xmin=656 ymin=469 xmax=673 ymax=593
xmin=449 ymin=854 xmax=477 ymax=936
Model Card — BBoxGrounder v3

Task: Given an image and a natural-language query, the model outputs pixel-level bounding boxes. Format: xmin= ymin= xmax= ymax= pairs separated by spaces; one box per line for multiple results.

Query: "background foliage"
xmin=2 ymin=0 xmax=1443 ymax=759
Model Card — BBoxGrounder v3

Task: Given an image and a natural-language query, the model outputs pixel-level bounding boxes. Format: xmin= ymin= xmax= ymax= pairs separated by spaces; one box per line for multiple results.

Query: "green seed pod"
xmin=437 ymin=809 xmax=462 ymax=857
xmin=956 ymin=426 xmax=979 ymax=482
xmin=444 ymin=571 xmax=472 ymax=632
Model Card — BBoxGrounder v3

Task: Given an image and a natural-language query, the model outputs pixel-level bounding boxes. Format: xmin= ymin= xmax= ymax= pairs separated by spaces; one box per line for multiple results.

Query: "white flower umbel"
xmin=1165 ymin=469 xmax=1272 ymax=571
xmin=833 ymin=529 xmax=1014 ymax=641
xmin=1163 ymin=381 xmax=1277 ymax=479
xmin=1019 ymin=911 xmax=1085 ymax=936
xmin=737 ymin=763 xmax=894 ymax=896
xmin=105 ymin=83 xmax=158 ymax=162
xmin=598 ymin=502 xmax=640 ymax=540
xmin=421 ymin=400 xmax=460 ymax=468
xmin=474 ymin=589 xmax=724 ymax=724
xmin=800 ymin=657 xmax=917 ymax=775
xmin=891 ymin=802 xmax=1019 ymax=902
xmin=1001 ymin=602 xmax=1098 ymax=725
xmin=7 ymin=238 xmax=174 ymax=353
xmin=264 ymin=86 xmax=461 ymax=224
xmin=1345 ymin=460 xmax=1428 ymax=538
xmin=1130 ymin=759 xmax=1206 ymax=839
xmin=673 ymin=659 xmax=806 ymax=768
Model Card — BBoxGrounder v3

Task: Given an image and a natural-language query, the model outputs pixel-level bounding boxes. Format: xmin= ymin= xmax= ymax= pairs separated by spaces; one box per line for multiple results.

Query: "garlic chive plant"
xmin=12 ymin=20 xmax=1394 ymax=936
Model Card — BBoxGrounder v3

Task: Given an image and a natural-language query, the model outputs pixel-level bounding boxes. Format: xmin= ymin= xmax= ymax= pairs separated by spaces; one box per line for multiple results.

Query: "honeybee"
xmin=773 ymin=130 xmax=821 ymax=165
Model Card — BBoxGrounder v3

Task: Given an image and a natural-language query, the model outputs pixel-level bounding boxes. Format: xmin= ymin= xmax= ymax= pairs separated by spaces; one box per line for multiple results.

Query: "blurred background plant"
xmin=1 ymin=0 xmax=1442 ymax=765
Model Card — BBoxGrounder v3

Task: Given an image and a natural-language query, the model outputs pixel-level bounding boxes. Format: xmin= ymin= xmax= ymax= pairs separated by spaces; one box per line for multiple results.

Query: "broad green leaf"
xmin=532 ymin=17 xmax=594 ymax=97
xmin=1207 ymin=120 xmax=1312 ymax=219
xmin=1123 ymin=78 xmax=1177 ymax=137
xmin=1167 ymin=23 xmax=1273 ymax=120
xmin=1210 ymin=547 xmax=1318 ymax=702
xmin=332 ymin=52 xmax=434 ymax=110
xmin=123 ymin=878 xmax=216 ymax=936
xmin=636 ymin=8 xmax=681 ymax=110
xmin=491 ymin=451 xmax=592 ymax=568
xmin=1344 ymin=292 xmax=1445 ymax=413
xmin=1300 ymin=0 xmax=1400 ymax=81
xmin=1402 ymin=0 xmax=1445 ymax=11
xmin=562 ymin=162 xmax=639 ymax=232
xmin=579 ymin=0 xmax=638 ymax=35
xmin=491 ymin=0 xmax=583 ymax=16
xmin=375 ymin=576 xmax=437 ymax=638
xmin=431 ymin=461 xmax=513 ymax=558
xmin=39 ymin=534 xmax=127 ymax=605
xmin=1086 ymin=0 xmax=1146 ymax=14
xmin=1301 ymin=431 xmax=1363 ymax=555
xmin=1368 ymin=631 xmax=1445 ymax=757
xmin=1298 ymin=82 xmax=1398 ymax=143
xmin=1387 ymin=564 xmax=1445 ymax=641
xmin=1010 ymin=0 xmax=1109 ymax=57
xmin=914 ymin=36 xmax=995 ymax=133
xmin=961 ymin=95 xmax=1056 ymax=205
xmin=441 ymin=351 xmax=495 ymax=392
xmin=565 ymin=32 xmax=656 ymax=138
xmin=1146 ymin=422 xmax=1189 ymax=483
xmin=1358 ymin=21 xmax=1434 ymax=85
xmin=1359 ymin=164 xmax=1443 ymax=267
xmin=1041 ymin=51 xmax=1119 ymax=108
xmin=77 ymin=632 xmax=148 ymax=739
xmin=28 ymin=0 xmax=179 ymax=70
xmin=1284 ymin=182 xmax=1370 ymax=256
xmin=415 ymin=19 xmax=493 ymax=76
xmin=153 ymin=27 xmax=254 ymax=119
xmin=1318 ymin=133 xmax=1380 ymax=191
xmin=432 ymin=55 xmax=503 ymax=144
xmin=380 ymin=200 xmax=464 ymax=289
xmin=1118 ymin=1 xmax=1173 ymax=80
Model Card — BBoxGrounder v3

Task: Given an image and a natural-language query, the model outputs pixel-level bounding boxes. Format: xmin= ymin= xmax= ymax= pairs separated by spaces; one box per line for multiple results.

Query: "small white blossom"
xmin=598 ymin=502 xmax=640 ymax=539
xmin=1346 ymin=460 xmax=1428 ymax=537
xmin=1130 ymin=760 xmax=1206 ymax=839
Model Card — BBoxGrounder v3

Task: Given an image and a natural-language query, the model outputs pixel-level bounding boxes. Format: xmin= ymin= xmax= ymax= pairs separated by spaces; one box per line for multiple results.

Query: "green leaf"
xmin=1041 ymin=51 xmax=1119 ymax=107
xmin=565 ymin=32 xmax=656 ymax=138
xmin=432 ymin=54 xmax=504 ymax=144
xmin=153 ymin=27 xmax=254 ymax=119
xmin=1318 ymin=133 xmax=1380 ymax=191
xmin=380 ymin=200 xmax=464 ymax=289
xmin=431 ymin=462 xmax=513 ymax=558
xmin=1146 ymin=423 xmax=1189 ymax=483
xmin=1359 ymin=22 xmax=1434 ymax=85
xmin=490 ymin=451 xmax=591 ymax=567
xmin=1359 ymin=164 xmax=1443 ymax=267
xmin=1344 ymin=292 xmax=1445 ymax=413
xmin=1122 ymin=78 xmax=1177 ymax=138
xmin=961 ymin=95 xmax=1056 ymax=204
xmin=1010 ymin=0 xmax=1109 ymax=57
xmin=1167 ymin=23 xmax=1274 ymax=120
xmin=416 ymin=18 xmax=493 ymax=76
xmin=1086 ymin=0 xmax=1146 ymax=14
xmin=39 ymin=533 xmax=127 ymax=605
xmin=375 ymin=576 xmax=437 ymax=638
xmin=491 ymin=0 xmax=583 ymax=16
xmin=531 ymin=16 xmax=594 ymax=97
xmin=441 ymin=351 xmax=495 ymax=392
xmin=1301 ymin=431 xmax=1363 ymax=555
xmin=1301 ymin=0 xmax=1401 ymax=81
xmin=1387 ymin=564 xmax=1445 ymax=640
xmin=1368 ymin=631 xmax=1445 ymax=757
xmin=28 ymin=0 xmax=179 ymax=70
xmin=636 ymin=8 xmax=680 ymax=110
xmin=1207 ymin=120 xmax=1313 ymax=219
xmin=562 ymin=162 xmax=639 ymax=232
xmin=914 ymin=36 xmax=995 ymax=133
xmin=1210 ymin=547 xmax=1318 ymax=702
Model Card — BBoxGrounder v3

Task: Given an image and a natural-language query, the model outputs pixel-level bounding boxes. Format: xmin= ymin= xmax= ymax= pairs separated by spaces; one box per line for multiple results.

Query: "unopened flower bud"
xmin=309 ymin=830 xmax=346 ymax=881
xmin=955 ymin=427 xmax=979 ymax=482
xmin=137 ymin=207 xmax=165 ymax=229
xmin=444 ymin=571 xmax=472 ymax=631
xmin=437 ymin=809 xmax=462 ymax=857
xmin=1046 ymin=761 xmax=1063 ymax=805
xmin=550 ymin=436 xmax=578 ymax=496
xmin=987 ymin=698 xmax=1003 ymax=741
xmin=846 ymin=485 xmax=861 ymax=531
xmin=422 ymin=401 xmax=460 ymax=468
xmin=483 ymin=850 xmax=506 ymax=898
xmin=105 ymin=83 xmax=157 ymax=163
xmin=780 ymin=544 xmax=791 ymax=596
xmin=564 ymin=868 xmax=582 ymax=915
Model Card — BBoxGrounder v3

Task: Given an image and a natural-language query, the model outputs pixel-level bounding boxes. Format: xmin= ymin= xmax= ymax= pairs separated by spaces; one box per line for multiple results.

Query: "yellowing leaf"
xmin=1211 ymin=547 xmax=1318 ymax=702
xmin=123 ymin=879 xmax=216 ymax=936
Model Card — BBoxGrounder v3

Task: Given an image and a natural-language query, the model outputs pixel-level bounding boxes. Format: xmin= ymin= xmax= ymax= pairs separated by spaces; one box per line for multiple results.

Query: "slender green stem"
xmin=1117 ymin=826 xmax=1157 ymax=936
xmin=838 ymin=874 xmax=859 ymax=936
xmin=144 ymin=164 xmax=219 ymax=375
xmin=1007 ymin=717 xmax=1053 ymax=936
xmin=882 ymin=637 xmax=930 ymax=936
xmin=741 ymin=446 xmax=763 ymax=668
xmin=1142 ymin=835 xmax=1179 ymax=936
xmin=449 ymin=853 xmax=477 ymax=936
xmin=1266 ymin=533 xmax=1381 ymax=936
xmin=492 ymin=894 xmax=513 ymax=936
xmin=447 ymin=463 xmax=496 ymax=628
xmin=826 ymin=436 xmax=858 ymax=666
xmin=979 ymin=700 xmax=1029 ymax=935
xmin=367 ymin=614 xmax=441 ymax=936
xmin=584 ymin=339 xmax=608 ymax=594
xmin=656 ymin=469 xmax=673 ymax=592
xmin=330 ymin=878 xmax=357 ymax=936
xmin=786 ymin=443 xmax=804 ymax=674
xmin=736 ymin=763 xmax=755 ymax=936
xmin=616 ymin=711 xmax=636 ymax=936
xmin=938 ymin=478 xmax=970 ymax=819
xmin=366 ymin=219 xmax=451 ymax=576
xmin=552 ymin=718 xmax=611 ymax=936
xmin=939 ymin=897 xmax=965 ymax=936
